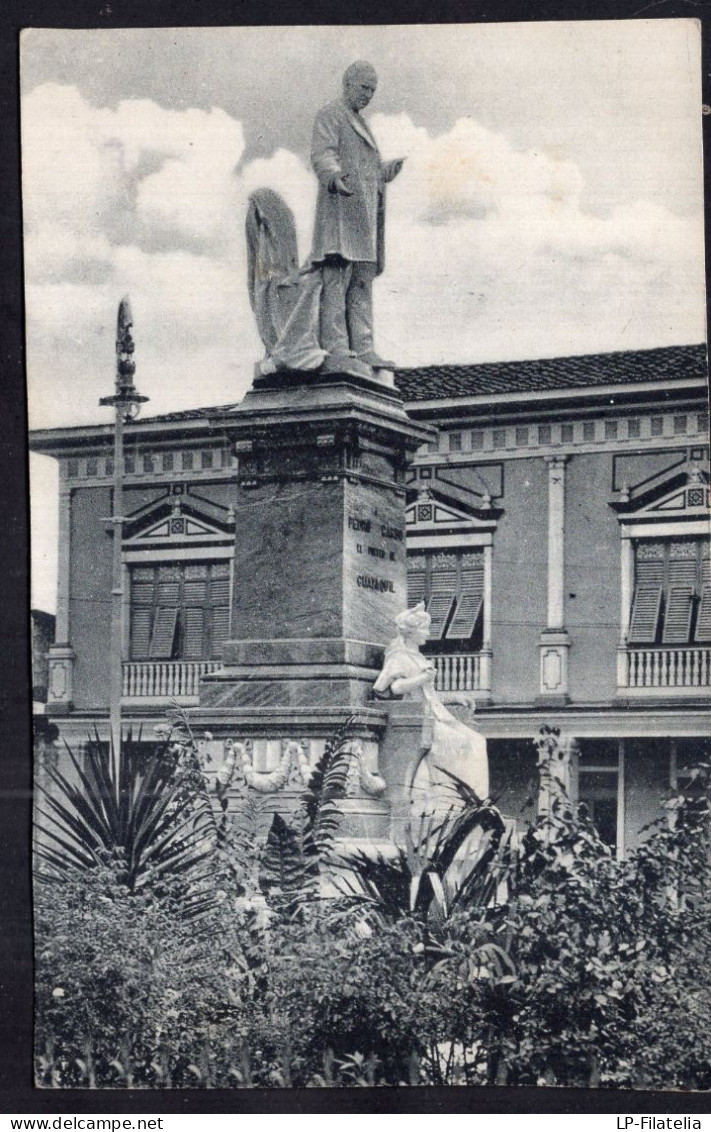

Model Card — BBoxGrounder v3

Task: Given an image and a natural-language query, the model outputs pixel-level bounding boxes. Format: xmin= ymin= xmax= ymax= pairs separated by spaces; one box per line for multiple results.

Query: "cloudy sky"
xmin=24 ymin=20 xmax=706 ymax=609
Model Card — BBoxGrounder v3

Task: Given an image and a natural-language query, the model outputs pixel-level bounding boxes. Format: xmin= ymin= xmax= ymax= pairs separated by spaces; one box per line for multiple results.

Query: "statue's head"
xmin=395 ymin=602 xmax=431 ymax=645
xmin=342 ymin=60 xmax=378 ymax=112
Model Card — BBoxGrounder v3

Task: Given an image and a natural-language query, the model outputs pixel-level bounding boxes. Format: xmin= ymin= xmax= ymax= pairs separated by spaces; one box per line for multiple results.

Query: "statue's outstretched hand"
xmin=384 ymin=157 xmax=406 ymax=182
xmin=330 ymin=175 xmax=354 ymax=196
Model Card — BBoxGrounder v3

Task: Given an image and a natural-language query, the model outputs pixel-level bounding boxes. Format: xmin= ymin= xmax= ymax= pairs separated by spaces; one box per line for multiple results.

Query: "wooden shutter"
xmin=183 ymin=580 xmax=207 ymax=604
xmin=426 ymin=566 xmax=457 ymax=639
xmin=662 ymin=553 xmax=700 ymax=645
xmin=130 ymin=608 xmax=153 ymax=659
xmin=628 ymin=586 xmax=662 ymax=644
xmin=149 ymin=607 xmax=178 ymax=658
xmin=157 ymin=581 xmax=180 ymax=604
xmin=446 ymin=561 xmax=484 ymax=639
xmin=407 ymin=562 xmax=426 ymax=606
xmin=210 ymin=576 xmax=231 ymax=606
xmin=695 ymin=585 xmax=711 ymax=642
xmin=211 ymin=606 xmax=230 ymax=658
xmin=182 ymin=607 xmax=205 ymax=659
xmin=209 ymin=564 xmax=230 ymax=658
xmin=129 ymin=567 xmax=154 ymax=659
xmin=662 ymin=586 xmax=694 ymax=644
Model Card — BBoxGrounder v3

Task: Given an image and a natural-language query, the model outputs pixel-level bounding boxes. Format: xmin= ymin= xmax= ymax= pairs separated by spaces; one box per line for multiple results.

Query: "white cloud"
xmin=22 ymin=83 xmax=705 ymax=433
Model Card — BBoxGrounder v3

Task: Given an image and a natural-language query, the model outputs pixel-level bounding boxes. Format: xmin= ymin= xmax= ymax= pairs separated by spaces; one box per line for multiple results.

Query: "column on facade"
xmin=479 ymin=541 xmax=493 ymax=696
xmin=538 ymin=455 xmax=571 ymax=703
xmin=616 ymin=533 xmax=634 ymax=689
xmin=47 ymin=480 xmax=75 ymax=710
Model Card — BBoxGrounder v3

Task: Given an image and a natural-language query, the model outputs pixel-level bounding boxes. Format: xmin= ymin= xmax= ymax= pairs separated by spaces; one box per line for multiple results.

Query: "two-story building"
xmin=29 ymin=342 xmax=710 ymax=855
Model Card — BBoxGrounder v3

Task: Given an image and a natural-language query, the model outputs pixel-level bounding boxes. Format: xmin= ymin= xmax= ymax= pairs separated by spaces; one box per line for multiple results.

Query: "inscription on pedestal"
xmin=344 ymin=483 xmax=407 ymax=643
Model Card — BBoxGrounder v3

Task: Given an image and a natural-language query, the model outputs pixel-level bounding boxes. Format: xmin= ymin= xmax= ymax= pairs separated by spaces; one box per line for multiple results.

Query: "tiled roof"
xmin=140 ymin=344 xmax=707 ymax=423
xmin=144 ymin=403 xmax=236 ymax=423
xmin=394 ymin=344 xmax=707 ymax=402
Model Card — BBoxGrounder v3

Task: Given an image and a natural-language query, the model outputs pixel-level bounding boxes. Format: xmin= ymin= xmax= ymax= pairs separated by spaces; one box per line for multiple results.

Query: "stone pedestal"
xmin=197 ymin=370 xmax=435 ymax=835
xmin=46 ymin=644 xmax=75 ymax=714
xmin=536 ymin=628 xmax=571 ymax=707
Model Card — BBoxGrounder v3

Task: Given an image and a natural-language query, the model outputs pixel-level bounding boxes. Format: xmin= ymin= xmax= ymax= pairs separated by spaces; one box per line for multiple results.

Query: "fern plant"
xmin=257 ymin=718 xmax=355 ymax=915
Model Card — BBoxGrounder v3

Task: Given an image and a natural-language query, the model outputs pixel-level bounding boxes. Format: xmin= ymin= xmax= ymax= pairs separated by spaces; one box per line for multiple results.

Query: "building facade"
xmin=30 ymin=343 xmax=710 ymax=855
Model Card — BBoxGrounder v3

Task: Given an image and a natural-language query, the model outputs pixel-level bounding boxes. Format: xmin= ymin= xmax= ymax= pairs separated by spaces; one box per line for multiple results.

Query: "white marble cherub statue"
xmin=373 ymin=602 xmax=489 ymax=805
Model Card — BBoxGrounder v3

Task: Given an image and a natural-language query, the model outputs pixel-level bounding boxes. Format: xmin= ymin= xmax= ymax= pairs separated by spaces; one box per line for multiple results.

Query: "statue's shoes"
xmin=357 ymin=351 xmax=396 ymax=370
xmin=322 ymin=354 xmax=374 ymax=380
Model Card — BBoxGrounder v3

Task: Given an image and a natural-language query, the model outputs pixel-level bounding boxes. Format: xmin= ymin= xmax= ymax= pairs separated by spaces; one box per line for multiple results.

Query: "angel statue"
xmin=373 ymin=603 xmax=489 ymax=811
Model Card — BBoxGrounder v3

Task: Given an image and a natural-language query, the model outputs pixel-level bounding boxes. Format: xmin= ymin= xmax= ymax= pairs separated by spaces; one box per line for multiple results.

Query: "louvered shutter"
xmin=446 ymin=562 xmax=484 ymax=639
xmin=211 ymin=606 xmax=230 ymax=658
xmin=662 ymin=586 xmax=694 ymax=644
xmin=426 ymin=567 xmax=457 ymax=639
xmin=628 ymin=549 xmax=664 ymax=644
xmin=183 ymin=580 xmax=207 ymax=604
xmin=209 ymin=565 xmax=231 ymax=658
xmin=628 ymin=587 xmax=662 ymax=644
xmin=695 ymin=585 xmax=711 ymax=642
xmin=131 ymin=582 xmax=154 ymax=605
xmin=407 ymin=563 xmax=426 ymax=606
xmin=210 ymin=576 xmax=231 ymax=606
xmin=130 ymin=568 xmax=155 ymax=659
xmin=662 ymin=555 xmax=698 ymax=644
xmin=182 ymin=607 xmax=205 ymax=658
xmin=130 ymin=609 xmax=153 ymax=659
xmin=157 ymin=581 xmax=180 ymax=604
xmin=149 ymin=607 xmax=178 ymax=658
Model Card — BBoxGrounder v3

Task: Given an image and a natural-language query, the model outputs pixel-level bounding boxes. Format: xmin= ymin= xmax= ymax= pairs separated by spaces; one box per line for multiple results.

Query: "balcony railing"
xmin=122 ymin=660 xmax=222 ymax=699
xmin=433 ymin=652 xmax=482 ymax=692
xmin=620 ymin=647 xmax=711 ymax=690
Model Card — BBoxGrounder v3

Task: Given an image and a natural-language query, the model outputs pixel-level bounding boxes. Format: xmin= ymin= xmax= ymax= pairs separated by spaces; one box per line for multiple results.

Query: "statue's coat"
xmin=311 ymin=97 xmax=397 ymax=274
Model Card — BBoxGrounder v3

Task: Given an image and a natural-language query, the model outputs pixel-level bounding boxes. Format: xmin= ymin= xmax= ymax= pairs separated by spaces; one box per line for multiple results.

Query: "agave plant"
xmin=34 ymin=727 xmax=217 ymax=909
xmin=332 ymin=770 xmax=509 ymax=922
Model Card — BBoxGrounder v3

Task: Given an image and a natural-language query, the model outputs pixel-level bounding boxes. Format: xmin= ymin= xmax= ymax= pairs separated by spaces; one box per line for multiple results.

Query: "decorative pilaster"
xmin=47 ymin=645 xmax=75 ymax=713
xmin=538 ymin=455 xmax=571 ymax=705
xmin=617 ymin=533 xmax=634 ymax=689
xmin=479 ymin=542 xmax=493 ymax=700
xmin=54 ymin=484 xmax=72 ymax=645
xmin=47 ymin=483 xmax=75 ymax=713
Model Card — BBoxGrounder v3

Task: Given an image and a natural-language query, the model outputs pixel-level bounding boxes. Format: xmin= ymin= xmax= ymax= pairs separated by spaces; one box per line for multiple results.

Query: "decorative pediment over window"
xmin=406 ymin=487 xmax=502 ymax=535
xmin=122 ymin=484 xmax=235 ymax=547
xmin=610 ymin=458 xmax=709 ymax=521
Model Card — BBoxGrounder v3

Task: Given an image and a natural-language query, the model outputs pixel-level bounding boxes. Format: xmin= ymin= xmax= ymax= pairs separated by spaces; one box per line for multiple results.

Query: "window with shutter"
xmin=130 ymin=560 xmax=231 ymax=660
xmin=406 ymin=551 xmax=486 ymax=646
xmin=629 ymin=539 xmax=707 ymax=646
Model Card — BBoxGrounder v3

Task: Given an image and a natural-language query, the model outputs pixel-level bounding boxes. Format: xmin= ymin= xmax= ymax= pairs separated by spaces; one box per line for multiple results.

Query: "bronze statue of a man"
xmin=311 ymin=61 xmax=405 ymax=379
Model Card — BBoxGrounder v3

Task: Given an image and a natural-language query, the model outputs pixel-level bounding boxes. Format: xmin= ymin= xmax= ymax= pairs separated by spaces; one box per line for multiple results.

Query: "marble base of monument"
xmin=194 ymin=369 xmax=436 ymax=843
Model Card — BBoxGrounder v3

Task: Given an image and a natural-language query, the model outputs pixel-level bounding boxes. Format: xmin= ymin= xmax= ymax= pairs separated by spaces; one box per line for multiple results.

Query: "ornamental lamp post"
xmin=100 ymin=296 xmax=149 ymax=781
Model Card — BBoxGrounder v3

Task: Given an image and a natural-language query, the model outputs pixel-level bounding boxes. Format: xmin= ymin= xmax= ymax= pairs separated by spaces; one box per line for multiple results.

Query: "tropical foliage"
xmin=34 ymin=720 xmax=711 ymax=1089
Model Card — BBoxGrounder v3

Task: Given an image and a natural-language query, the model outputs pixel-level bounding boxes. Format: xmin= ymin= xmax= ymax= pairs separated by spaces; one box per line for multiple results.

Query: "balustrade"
xmin=433 ymin=652 xmax=482 ymax=692
xmin=122 ymin=660 xmax=221 ymax=698
xmin=623 ymin=647 xmax=710 ymax=690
